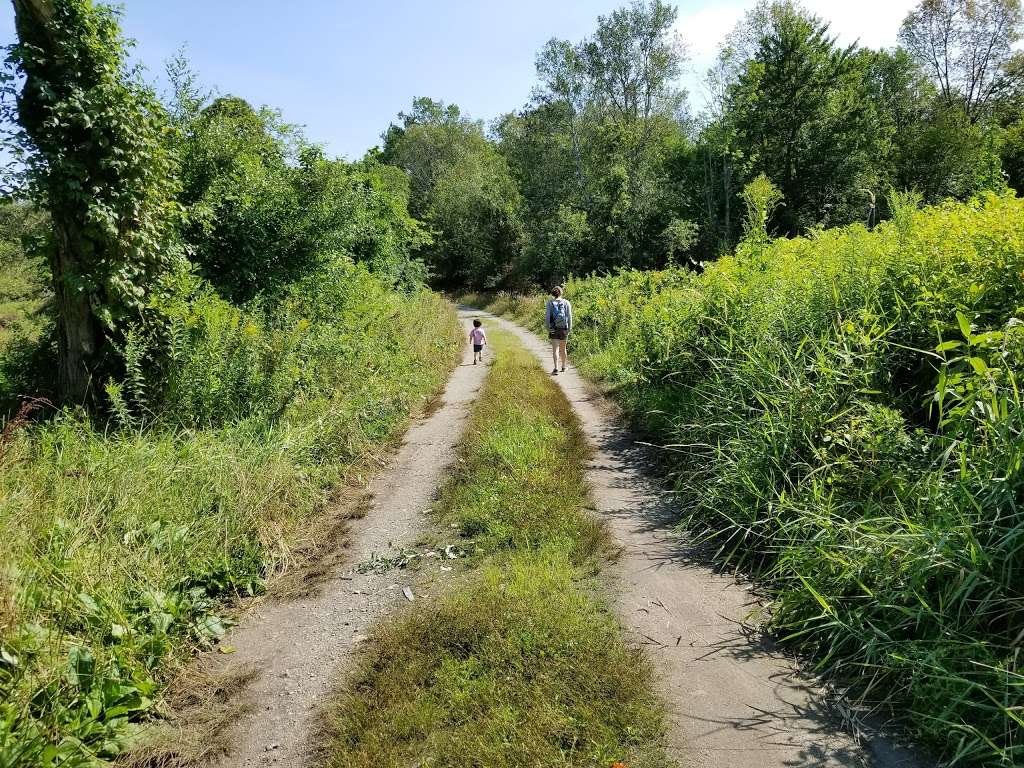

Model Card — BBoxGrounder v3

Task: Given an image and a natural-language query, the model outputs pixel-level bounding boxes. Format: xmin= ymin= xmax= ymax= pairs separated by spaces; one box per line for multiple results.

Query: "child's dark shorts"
xmin=549 ymin=329 xmax=568 ymax=340
xmin=473 ymin=344 xmax=484 ymax=353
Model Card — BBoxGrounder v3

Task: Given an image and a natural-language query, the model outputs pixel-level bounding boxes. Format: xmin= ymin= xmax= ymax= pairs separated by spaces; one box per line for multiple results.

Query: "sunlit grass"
xmin=0 ymin=289 xmax=461 ymax=767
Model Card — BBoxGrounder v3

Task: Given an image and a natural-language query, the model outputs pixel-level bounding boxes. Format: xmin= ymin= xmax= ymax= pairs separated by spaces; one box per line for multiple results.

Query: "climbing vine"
xmin=4 ymin=0 xmax=182 ymax=400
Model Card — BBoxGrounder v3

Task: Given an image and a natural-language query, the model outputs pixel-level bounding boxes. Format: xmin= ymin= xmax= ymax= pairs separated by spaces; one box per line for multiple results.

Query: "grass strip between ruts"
xmin=325 ymin=328 xmax=672 ymax=768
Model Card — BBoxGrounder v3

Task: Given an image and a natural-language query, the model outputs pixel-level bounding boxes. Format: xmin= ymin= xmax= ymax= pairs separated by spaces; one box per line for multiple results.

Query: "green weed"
xmin=0 ymin=271 xmax=461 ymax=767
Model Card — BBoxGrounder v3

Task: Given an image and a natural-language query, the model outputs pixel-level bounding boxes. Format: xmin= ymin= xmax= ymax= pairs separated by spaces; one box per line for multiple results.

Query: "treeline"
xmin=379 ymin=0 xmax=1024 ymax=288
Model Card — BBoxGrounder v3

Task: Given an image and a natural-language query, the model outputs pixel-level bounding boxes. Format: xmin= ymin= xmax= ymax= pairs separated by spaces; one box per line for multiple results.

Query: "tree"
xmin=380 ymin=98 xmax=523 ymax=287
xmin=5 ymin=0 xmax=181 ymax=403
xmin=177 ymin=92 xmax=429 ymax=298
xmin=176 ymin=95 xmax=308 ymax=299
xmin=496 ymin=0 xmax=690 ymax=281
xmin=582 ymin=0 xmax=686 ymax=126
xmin=379 ymin=97 xmax=474 ymax=214
xmin=427 ymin=148 xmax=523 ymax=286
xmin=900 ymin=0 xmax=1024 ymax=123
xmin=725 ymin=2 xmax=884 ymax=234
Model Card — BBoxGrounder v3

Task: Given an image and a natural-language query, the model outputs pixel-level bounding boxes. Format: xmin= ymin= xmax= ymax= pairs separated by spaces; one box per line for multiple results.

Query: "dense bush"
xmin=176 ymin=96 xmax=430 ymax=301
xmin=0 ymin=267 xmax=460 ymax=767
xmin=484 ymin=193 xmax=1024 ymax=766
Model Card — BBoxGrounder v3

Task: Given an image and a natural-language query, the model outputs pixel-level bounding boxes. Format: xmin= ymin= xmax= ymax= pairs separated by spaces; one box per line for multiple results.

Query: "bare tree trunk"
xmin=703 ymin=150 xmax=716 ymax=244
xmin=13 ymin=0 xmax=102 ymax=404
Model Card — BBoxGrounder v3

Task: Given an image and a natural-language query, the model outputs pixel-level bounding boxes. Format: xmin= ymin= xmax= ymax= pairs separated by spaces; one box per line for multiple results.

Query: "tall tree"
xmin=6 ymin=0 xmax=181 ymax=403
xmin=581 ymin=0 xmax=686 ymax=126
xmin=726 ymin=2 xmax=883 ymax=234
xmin=381 ymin=98 xmax=523 ymax=287
xmin=499 ymin=0 xmax=691 ymax=281
xmin=900 ymin=0 xmax=1024 ymax=122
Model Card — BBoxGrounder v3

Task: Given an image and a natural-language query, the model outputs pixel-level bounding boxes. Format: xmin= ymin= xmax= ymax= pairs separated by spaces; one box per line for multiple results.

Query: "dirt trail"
xmin=471 ymin=308 xmax=929 ymax=768
xmin=204 ymin=310 xmax=485 ymax=768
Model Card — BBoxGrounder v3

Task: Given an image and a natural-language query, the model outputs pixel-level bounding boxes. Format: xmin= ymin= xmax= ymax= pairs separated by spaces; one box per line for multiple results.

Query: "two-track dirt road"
xmin=205 ymin=306 xmax=926 ymax=768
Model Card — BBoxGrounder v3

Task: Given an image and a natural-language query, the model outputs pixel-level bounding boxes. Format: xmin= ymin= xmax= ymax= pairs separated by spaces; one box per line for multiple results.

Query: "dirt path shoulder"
xmin=196 ymin=310 xmax=486 ymax=768
xmin=470 ymin=307 xmax=929 ymax=768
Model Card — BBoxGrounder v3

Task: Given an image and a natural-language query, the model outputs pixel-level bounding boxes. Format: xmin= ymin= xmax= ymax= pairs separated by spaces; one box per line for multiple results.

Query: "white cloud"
xmin=803 ymin=0 xmax=918 ymax=49
xmin=676 ymin=2 xmax=747 ymax=64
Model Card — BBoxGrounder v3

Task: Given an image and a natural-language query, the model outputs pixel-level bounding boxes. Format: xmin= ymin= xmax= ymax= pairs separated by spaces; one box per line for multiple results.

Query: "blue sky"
xmin=0 ymin=0 xmax=918 ymax=160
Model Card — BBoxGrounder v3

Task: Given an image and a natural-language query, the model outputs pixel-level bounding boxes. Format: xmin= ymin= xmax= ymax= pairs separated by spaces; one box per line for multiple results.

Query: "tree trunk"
xmin=51 ymin=218 xmax=101 ymax=404
xmin=13 ymin=0 xmax=103 ymax=404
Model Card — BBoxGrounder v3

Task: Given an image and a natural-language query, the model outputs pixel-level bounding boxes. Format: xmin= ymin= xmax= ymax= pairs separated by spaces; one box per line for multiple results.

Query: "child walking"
xmin=470 ymin=318 xmax=487 ymax=365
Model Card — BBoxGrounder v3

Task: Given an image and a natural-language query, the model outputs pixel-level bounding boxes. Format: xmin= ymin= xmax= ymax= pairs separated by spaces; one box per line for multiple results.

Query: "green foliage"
xmin=900 ymin=0 xmax=1023 ymax=124
xmin=0 ymin=270 xmax=461 ymax=766
xmin=725 ymin=4 xmax=883 ymax=233
xmin=488 ymin=193 xmax=1024 ymax=766
xmin=739 ymin=173 xmax=783 ymax=248
xmin=0 ymin=203 xmax=51 ymax=404
xmin=327 ymin=333 xmax=668 ymax=767
xmin=0 ymin=5 xmax=455 ymax=765
xmin=176 ymin=94 xmax=429 ymax=300
xmin=382 ymin=1 xmax=1024 ymax=284
xmin=381 ymin=98 xmax=523 ymax=287
xmin=495 ymin=1 xmax=690 ymax=283
xmin=5 ymin=0 xmax=184 ymax=401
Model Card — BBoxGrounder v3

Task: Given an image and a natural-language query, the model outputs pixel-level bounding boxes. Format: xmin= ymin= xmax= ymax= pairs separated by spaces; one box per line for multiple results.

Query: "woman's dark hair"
xmin=551 ymin=286 xmax=562 ymax=297
xmin=473 ymin=319 xmax=482 ymax=327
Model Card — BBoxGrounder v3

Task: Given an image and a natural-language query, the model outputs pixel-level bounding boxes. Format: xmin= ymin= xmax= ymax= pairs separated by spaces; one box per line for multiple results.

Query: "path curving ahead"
xmin=204 ymin=309 xmax=488 ymax=768
xmin=467 ymin=307 xmax=929 ymax=768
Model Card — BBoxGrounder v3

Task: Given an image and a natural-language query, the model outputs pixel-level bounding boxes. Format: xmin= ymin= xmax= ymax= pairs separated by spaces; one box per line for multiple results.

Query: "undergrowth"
xmin=0 ymin=202 xmax=51 ymax=411
xmin=469 ymin=193 xmax=1024 ymax=767
xmin=326 ymin=330 xmax=671 ymax=768
xmin=0 ymin=265 xmax=461 ymax=767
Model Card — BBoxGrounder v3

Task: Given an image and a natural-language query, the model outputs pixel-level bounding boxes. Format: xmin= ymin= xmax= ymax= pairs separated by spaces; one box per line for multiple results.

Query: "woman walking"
xmin=545 ymin=286 xmax=572 ymax=375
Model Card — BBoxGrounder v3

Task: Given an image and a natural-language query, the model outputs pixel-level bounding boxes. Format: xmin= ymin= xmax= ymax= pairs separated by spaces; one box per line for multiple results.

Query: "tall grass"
xmin=327 ymin=331 xmax=670 ymax=768
xmin=475 ymin=193 xmax=1024 ymax=766
xmin=0 ymin=264 xmax=460 ymax=767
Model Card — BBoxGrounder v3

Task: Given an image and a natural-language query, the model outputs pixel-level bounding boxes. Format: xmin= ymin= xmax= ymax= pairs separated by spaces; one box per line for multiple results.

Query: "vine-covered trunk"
xmin=12 ymin=0 xmax=106 ymax=403
xmin=50 ymin=218 xmax=101 ymax=403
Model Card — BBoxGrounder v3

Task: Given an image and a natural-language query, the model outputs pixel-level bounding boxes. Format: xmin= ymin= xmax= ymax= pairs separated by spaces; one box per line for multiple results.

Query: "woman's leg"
xmin=558 ymin=339 xmax=568 ymax=369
